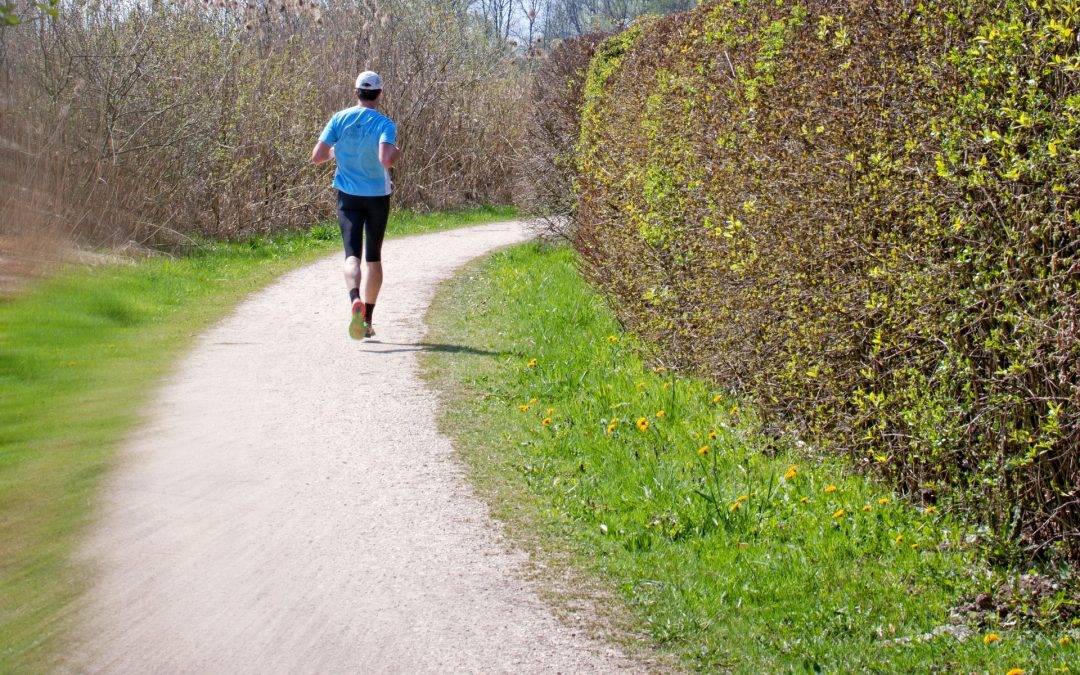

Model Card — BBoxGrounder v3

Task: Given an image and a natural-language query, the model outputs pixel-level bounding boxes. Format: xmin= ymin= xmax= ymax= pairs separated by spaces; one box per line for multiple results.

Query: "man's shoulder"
xmin=332 ymin=105 xmax=363 ymax=121
xmin=370 ymin=109 xmax=395 ymax=127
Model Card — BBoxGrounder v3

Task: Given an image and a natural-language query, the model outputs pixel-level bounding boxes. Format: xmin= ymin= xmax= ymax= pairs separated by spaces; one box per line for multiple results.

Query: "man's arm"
xmin=379 ymin=142 xmax=399 ymax=169
xmin=311 ymin=141 xmax=334 ymax=165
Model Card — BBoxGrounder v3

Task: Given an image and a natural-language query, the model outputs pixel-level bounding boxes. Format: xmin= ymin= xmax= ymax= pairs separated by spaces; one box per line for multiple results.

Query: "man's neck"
xmin=358 ymin=101 xmax=378 ymax=110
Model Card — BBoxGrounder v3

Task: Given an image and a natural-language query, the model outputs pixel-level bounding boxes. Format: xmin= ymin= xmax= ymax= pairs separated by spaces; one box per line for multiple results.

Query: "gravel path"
xmin=67 ymin=222 xmax=639 ymax=674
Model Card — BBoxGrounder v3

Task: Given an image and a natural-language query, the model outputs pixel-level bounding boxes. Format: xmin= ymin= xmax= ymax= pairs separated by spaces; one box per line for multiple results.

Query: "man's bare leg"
xmin=364 ymin=261 xmax=383 ymax=308
xmin=344 ymin=256 xmax=362 ymax=292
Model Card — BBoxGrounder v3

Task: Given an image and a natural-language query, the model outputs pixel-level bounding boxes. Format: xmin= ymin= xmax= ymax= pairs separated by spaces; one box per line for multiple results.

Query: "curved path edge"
xmin=65 ymin=222 xmax=641 ymax=674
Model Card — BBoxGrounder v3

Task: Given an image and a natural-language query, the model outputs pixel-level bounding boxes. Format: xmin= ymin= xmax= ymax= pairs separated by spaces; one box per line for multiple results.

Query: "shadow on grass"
xmin=367 ymin=341 xmax=504 ymax=357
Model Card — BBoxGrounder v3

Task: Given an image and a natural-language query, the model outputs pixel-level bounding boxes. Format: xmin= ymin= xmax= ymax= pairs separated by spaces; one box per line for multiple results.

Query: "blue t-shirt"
xmin=318 ymin=106 xmax=397 ymax=197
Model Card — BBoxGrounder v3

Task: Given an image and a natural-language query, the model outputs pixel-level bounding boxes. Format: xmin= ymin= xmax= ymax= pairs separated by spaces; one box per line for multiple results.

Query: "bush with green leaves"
xmin=575 ymin=0 xmax=1079 ymax=565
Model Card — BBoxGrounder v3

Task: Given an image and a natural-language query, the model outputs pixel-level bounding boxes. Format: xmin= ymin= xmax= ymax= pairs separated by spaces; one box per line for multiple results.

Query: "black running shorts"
xmin=336 ymin=191 xmax=390 ymax=262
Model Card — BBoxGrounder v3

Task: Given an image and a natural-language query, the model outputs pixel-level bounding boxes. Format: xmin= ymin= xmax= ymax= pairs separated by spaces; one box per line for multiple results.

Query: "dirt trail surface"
xmin=68 ymin=222 xmax=640 ymax=674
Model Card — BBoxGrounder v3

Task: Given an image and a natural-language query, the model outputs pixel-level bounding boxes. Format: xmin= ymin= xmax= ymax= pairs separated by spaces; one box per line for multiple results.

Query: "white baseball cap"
xmin=355 ymin=71 xmax=382 ymax=90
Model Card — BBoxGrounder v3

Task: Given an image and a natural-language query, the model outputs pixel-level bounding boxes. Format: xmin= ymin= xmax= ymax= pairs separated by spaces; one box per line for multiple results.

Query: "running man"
xmin=311 ymin=70 xmax=400 ymax=340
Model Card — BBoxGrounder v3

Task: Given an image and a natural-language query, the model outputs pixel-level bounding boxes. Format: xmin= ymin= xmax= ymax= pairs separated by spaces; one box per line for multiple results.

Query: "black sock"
xmin=349 ymin=288 xmax=360 ymax=303
xmin=364 ymin=302 xmax=375 ymax=323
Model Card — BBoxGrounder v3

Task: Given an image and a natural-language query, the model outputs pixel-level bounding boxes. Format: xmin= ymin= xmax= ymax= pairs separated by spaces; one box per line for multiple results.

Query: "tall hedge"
xmin=575 ymin=0 xmax=1079 ymax=563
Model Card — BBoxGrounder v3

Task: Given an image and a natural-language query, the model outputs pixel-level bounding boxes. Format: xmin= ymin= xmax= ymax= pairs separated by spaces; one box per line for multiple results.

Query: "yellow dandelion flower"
xmin=1059 ymin=636 xmax=1071 ymax=645
xmin=825 ymin=485 xmax=838 ymax=493
xmin=925 ymin=506 xmax=937 ymax=514
xmin=712 ymin=394 xmax=723 ymax=403
xmin=637 ymin=381 xmax=647 ymax=389
xmin=606 ymin=424 xmax=616 ymax=434
xmin=862 ymin=505 xmax=873 ymax=512
xmin=526 ymin=358 xmax=537 ymax=368
xmin=542 ymin=418 xmax=552 ymax=426
xmin=784 ymin=465 xmax=797 ymax=480
xmin=737 ymin=494 xmax=748 ymax=502
xmin=910 ymin=543 xmax=919 ymax=549
xmin=607 ymin=335 xmax=618 ymax=343
xmin=878 ymin=498 xmax=889 ymax=505
xmin=547 ymin=407 xmax=554 ymax=415
xmin=529 ymin=398 xmax=537 ymax=404
xmin=636 ymin=417 xmax=650 ymax=432
xmin=517 ymin=405 xmax=530 ymax=412
xmin=751 ymin=491 xmax=758 ymax=497
xmin=663 ymin=382 xmax=672 ymax=389
xmin=656 ymin=410 xmax=665 ymax=417
xmin=730 ymin=405 xmax=739 ymax=415
xmin=800 ymin=497 xmax=810 ymax=503
xmin=654 ymin=366 xmax=666 ymax=374
xmin=708 ymin=430 xmax=718 ymax=440
xmin=895 ymin=535 xmax=903 ymax=543
xmin=1006 ymin=669 xmax=1024 ymax=675
xmin=983 ymin=633 xmax=1000 ymax=644
xmin=698 ymin=446 xmax=709 ymax=455
xmin=730 ymin=501 xmax=741 ymax=512
xmin=832 ymin=509 xmax=846 ymax=519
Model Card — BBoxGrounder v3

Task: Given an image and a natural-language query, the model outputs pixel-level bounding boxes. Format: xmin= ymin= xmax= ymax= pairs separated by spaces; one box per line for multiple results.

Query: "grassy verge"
xmin=0 ymin=206 xmax=515 ymax=672
xmin=422 ymin=242 xmax=1079 ymax=673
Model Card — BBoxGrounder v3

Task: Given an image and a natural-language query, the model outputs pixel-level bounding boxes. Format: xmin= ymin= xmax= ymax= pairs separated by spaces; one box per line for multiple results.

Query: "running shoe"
xmin=364 ymin=321 xmax=376 ymax=339
xmin=349 ymin=299 xmax=365 ymax=340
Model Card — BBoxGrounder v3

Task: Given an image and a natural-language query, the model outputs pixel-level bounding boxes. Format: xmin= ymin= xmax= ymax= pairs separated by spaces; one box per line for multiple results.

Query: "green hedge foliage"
xmin=575 ymin=0 xmax=1079 ymax=565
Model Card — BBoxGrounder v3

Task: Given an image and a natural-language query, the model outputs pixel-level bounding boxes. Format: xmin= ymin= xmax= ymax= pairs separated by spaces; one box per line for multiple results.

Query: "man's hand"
xmin=379 ymin=142 xmax=400 ymax=169
xmin=311 ymin=141 xmax=333 ymax=165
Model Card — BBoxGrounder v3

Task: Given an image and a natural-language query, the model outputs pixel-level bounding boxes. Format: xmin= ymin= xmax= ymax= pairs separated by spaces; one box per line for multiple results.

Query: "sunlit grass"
xmin=422 ymin=242 xmax=1079 ymax=673
xmin=0 ymin=206 xmax=515 ymax=672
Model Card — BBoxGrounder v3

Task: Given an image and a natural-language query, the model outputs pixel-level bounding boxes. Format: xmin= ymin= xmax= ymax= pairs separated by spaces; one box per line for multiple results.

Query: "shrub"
xmin=575 ymin=0 xmax=1079 ymax=564
xmin=515 ymin=32 xmax=608 ymax=237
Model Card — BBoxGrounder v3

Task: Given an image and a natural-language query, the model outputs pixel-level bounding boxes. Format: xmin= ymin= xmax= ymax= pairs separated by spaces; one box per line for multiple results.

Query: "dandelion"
xmin=663 ymin=382 xmax=672 ymax=389
xmin=654 ymin=366 xmax=666 ymax=374
xmin=542 ymin=417 xmax=552 ymax=426
xmin=697 ymin=446 xmax=709 ymax=455
xmin=924 ymin=506 xmax=937 ymax=514
xmin=656 ymin=410 xmax=665 ymax=418
xmin=547 ymin=408 xmax=554 ymax=415
xmin=637 ymin=381 xmax=647 ymax=389
xmin=832 ymin=509 xmax=845 ymax=519
xmin=606 ymin=424 xmax=616 ymax=434
xmin=526 ymin=358 xmax=537 ymax=368
xmin=1006 ymin=669 xmax=1024 ymax=675
xmin=636 ymin=417 xmax=650 ymax=432
xmin=878 ymin=498 xmax=889 ymax=506
xmin=529 ymin=398 xmax=537 ymax=404
xmin=825 ymin=485 xmax=838 ymax=493
xmin=983 ymin=633 xmax=1001 ymax=644
xmin=708 ymin=430 xmax=718 ymax=440
xmin=712 ymin=394 xmax=723 ymax=403
xmin=862 ymin=505 xmax=873 ymax=512
xmin=730 ymin=404 xmax=739 ymax=415
xmin=910 ymin=543 xmax=919 ymax=549
xmin=737 ymin=494 xmax=748 ymax=502
xmin=517 ymin=405 xmax=530 ymax=412
xmin=1060 ymin=636 xmax=1071 ymax=645
xmin=730 ymin=501 xmax=741 ymax=512
xmin=607 ymin=335 xmax=618 ymax=343
xmin=895 ymin=535 xmax=903 ymax=543
xmin=800 ymin=497 xmax=810 ymax=503
xmin=784 ymin=465 xmax=797 ymax=480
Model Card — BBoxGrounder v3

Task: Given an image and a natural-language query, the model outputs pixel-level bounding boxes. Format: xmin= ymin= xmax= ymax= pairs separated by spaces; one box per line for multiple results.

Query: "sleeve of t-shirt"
xmin=318 ymin=114 xmax=338 ymax=146
xmin=379 ymin=119 xmax=397 ymax=146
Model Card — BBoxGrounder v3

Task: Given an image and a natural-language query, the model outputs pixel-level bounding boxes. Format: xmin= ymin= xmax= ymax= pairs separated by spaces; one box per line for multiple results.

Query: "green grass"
xmin=0 ymin=205 xmax=516 ymax=672
xmin=422 ymin=242 xmax=1079 ymax=673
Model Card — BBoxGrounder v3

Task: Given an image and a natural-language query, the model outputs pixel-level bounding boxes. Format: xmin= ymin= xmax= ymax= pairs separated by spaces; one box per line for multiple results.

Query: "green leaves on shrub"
xmin=574 ymin=0 xmax=1079 ymax=565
